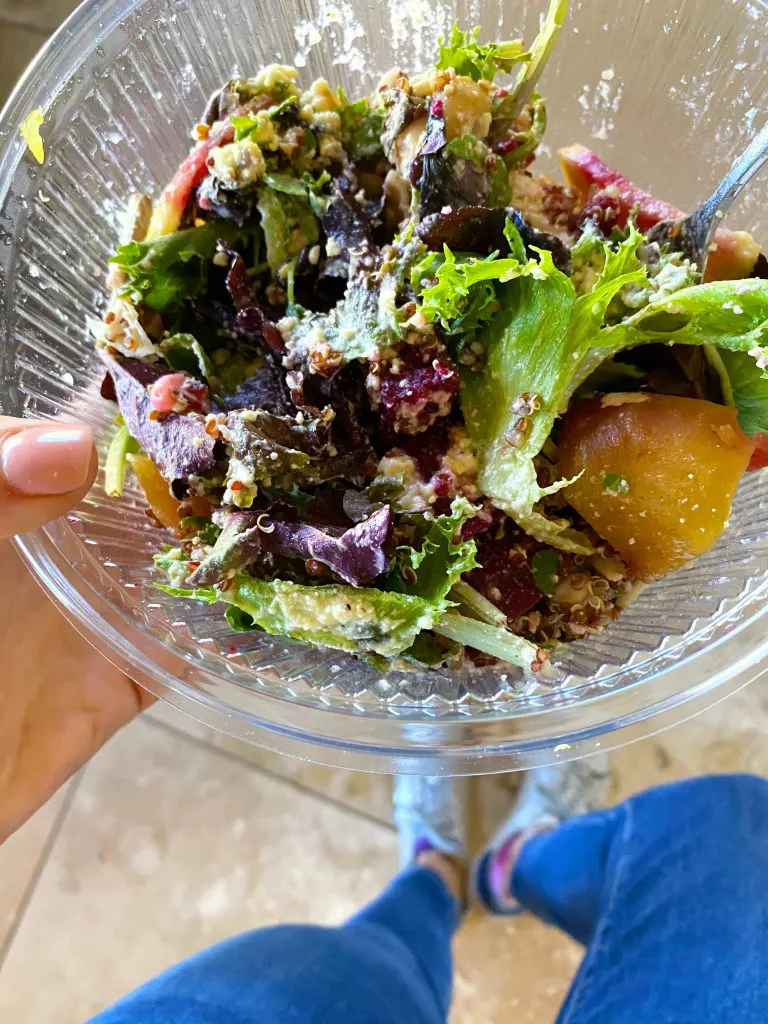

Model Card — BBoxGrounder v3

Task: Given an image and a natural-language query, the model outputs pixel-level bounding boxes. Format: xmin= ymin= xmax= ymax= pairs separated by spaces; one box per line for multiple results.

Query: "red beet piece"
xmin=378 ymin=345 xmax=459 ymax=436
xmin=465 ymin=523 xmax=543 ymax=621
xmin=395 ymin=421 xmax=452 ymax=477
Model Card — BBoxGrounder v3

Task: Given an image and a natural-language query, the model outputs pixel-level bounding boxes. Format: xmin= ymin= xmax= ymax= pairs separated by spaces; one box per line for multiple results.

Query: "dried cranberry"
xmin=431 ymin=469 xmax=454 ymax=497
xmin=494 ymin=136 xmax=520 ymax=157
xmin=461 ymin=504 xmax=500 ymax=540
xmin=100 ymin=372 xmax=117 ymax=401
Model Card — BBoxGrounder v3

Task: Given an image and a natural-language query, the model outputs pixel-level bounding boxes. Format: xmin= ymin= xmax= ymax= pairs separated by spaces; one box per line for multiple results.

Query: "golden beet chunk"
xmin=127 ymin=453 xmax=182 ymax=531
xmin=558 ymin=393 xmax=754 ymax=580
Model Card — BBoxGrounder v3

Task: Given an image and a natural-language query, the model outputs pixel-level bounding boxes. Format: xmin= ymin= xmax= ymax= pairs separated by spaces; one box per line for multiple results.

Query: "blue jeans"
xmin=92 ymin=774 xmax=768 ymax=1024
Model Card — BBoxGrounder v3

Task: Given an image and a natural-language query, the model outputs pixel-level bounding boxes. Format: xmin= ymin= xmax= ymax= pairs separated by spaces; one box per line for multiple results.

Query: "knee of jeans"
xmin=640 ymin=773 xmax=768 ymax=836
xmin=681 ymin=773 xmax=768 ymax=804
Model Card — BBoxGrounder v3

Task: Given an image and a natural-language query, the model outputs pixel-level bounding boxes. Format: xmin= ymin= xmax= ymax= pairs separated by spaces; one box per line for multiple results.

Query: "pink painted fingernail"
xmin=1 ymin=424 xmax=93 ymax=496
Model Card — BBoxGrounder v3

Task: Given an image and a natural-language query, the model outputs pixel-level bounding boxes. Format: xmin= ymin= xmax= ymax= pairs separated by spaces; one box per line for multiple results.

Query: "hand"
xmin=0 ymin=417 xmax=154 ymax=842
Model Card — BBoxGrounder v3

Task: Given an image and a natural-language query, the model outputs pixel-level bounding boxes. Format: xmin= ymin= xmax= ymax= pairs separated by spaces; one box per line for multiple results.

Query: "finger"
xmin=0 ymin=417 xmax=97 ymax=538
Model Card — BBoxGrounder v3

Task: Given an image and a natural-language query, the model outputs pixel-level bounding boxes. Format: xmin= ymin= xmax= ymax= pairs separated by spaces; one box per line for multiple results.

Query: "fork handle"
xmin=695 ymin=120 xmax=768 ymax=246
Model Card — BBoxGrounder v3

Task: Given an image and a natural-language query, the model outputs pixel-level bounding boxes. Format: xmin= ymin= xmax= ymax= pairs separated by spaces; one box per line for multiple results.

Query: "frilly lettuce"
xmin=457 ymin=220 xmax=768 ymax=551
xmin=435 ymin=0 xmax=566 ymax=92
xmin=416 ymin=237 xmax=547 ymax=329
xmin=388 ymin=496 xmax=479 ymax=601
xmin=436 ymin=25 xmax=530 ymax=83
xmin=110 ymin=220 xmax=246 ymax=314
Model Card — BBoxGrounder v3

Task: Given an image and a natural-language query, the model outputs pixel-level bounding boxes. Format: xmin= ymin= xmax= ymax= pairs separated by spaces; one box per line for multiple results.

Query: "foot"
xmin=393 ymin=775 xmax=468 ymax=904
xmin=471 ymin=755 xmax=612 ymax=914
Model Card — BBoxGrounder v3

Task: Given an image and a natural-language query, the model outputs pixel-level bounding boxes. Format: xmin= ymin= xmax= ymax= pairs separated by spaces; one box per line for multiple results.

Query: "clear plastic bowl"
xmin=1 ymin=0 xmax=767 ymax=774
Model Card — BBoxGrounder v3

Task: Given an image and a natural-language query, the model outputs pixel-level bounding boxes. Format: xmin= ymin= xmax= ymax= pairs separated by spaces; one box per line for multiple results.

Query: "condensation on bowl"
xmin=0 ymin=0 xmax=767 ymax=772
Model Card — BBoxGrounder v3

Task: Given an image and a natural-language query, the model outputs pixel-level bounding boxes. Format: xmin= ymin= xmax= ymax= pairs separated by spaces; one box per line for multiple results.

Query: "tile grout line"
xmin=141 ymin=714 xmax=397 ymax=835
xmin=0 ymin=16 xmax=53 ymax=37
xmin=0 ymin=772 xmax=83 ymax=972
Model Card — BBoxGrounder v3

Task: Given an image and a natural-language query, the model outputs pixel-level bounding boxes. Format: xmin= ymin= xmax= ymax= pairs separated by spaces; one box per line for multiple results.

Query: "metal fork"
xmin=649 ymin=120 xmax=768 ymax=275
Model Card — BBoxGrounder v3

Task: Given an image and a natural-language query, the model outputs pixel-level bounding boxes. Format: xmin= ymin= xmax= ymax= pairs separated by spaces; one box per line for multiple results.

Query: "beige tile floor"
xmin=2 ymin=11 xmax=768 ymax=1024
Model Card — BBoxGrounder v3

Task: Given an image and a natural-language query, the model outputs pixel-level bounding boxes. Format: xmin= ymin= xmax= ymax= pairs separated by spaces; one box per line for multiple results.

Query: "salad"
xmin=95 ymin=0 xmax=768 ymax=674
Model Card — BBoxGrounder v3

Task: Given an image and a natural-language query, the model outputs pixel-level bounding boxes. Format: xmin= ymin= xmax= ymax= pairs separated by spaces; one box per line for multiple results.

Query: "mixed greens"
xmin=95 ymin=1 xmax=768 ymax=673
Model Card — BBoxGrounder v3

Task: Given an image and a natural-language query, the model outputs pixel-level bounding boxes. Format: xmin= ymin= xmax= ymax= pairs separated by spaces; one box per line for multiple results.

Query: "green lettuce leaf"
xmin=461 ymin=220 xmax=768 ymax=551
xmin=257 ymin=187 xmax=319 ymax=272
xmin=508 ymin=0 xmax=568 ymax=108
xmin=388 ymin=497 xmax=479 ymax=602
xmin=530 ymin=549 xmax=561 ymax=595
xmin=104 ymin=420 xmax=140 ymax=498
xmin=260 ymin=171 xmax=331 ymax=219
xmin=339 ymin=96 xmax=386 ymax=160
xmin=158 ymin=333 xmax=214 ymax=381
xmin=110 ymin=221 xmax=246 ymax=313
xmin=436 ymin=24 xmax=530 ymax=82
xmin=283 ymin=254 xmax=410 ymax=368
xmin=415 ymin=237 xmax=546 ymax=330
xmin=708 ymin=347 xmax=768 ymax=436
xmin=490 ymin=93 xmax=547 ymax=168
xmin=159 ymin=574 xmax=439 ymax=658
xmin=593 ymin=279 xmax=768 ymax=366
xmin=461 ymin=222 xmax=649 ymax=551
xmin=433 ymin=611 xmax=541 ymax=670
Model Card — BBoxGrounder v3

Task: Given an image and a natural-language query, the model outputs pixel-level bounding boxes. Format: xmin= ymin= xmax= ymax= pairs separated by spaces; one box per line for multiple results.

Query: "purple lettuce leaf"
xmin=187 ymin=505 xmax=392 ymax=587
xmin=102 ymin=354 xmax=217 ymax=483
xmin=416 ymin=107 xmax=488 ymax=215
xmin=320 ymin=171 xmax=378 ymax=278
xmin=221 ymin=356 xmax=294 ymax=414
xmin=266 ymin=505 xmax=392 ymax=585
xmin=224 ymin=407 xmax=373 ymax=491
xmin=415 ymin=205 xmax=572 ymax=271
xmin=220 ymin=243 xmax=284 ymax=352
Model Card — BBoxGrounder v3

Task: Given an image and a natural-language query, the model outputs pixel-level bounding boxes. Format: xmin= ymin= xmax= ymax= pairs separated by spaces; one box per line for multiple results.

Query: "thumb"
xmin=0 ymin=417 xmax=97 ymax=538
